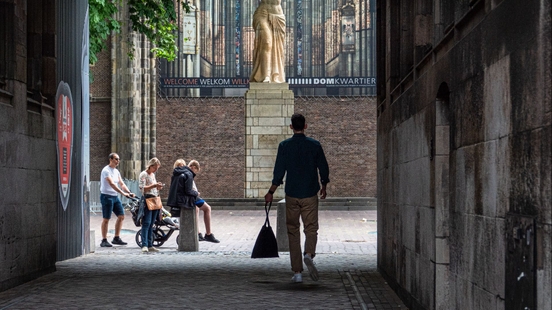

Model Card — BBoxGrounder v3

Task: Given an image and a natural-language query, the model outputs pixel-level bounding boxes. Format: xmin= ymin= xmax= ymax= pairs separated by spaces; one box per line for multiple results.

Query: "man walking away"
xmin=265 ymin=113 xmax=330 ymax=283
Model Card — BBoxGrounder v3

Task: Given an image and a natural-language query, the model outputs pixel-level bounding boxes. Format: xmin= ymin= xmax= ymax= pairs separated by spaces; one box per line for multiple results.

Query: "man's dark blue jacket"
xmin=272 ymin=133 xmax=330 ymax=198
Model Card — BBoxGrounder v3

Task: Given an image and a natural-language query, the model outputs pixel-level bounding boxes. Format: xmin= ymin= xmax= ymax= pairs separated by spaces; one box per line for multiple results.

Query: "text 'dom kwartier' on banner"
xmin=159 ymin=77 xmax=376 ymax=89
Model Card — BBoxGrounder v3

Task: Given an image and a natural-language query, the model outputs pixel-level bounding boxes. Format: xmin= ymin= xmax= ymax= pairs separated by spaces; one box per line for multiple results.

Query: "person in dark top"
xmin=167 ymin=159 xmax=198 ymax=217
xmin=265 ymin=113 xmax=330 ymax=283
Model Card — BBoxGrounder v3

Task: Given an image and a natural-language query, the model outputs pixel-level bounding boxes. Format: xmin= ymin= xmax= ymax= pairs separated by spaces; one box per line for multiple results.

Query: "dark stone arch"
xmin=436 ymin=82 xmax=450 ymax=102
xmin=436 ymin=82 xmax=451 ymax=126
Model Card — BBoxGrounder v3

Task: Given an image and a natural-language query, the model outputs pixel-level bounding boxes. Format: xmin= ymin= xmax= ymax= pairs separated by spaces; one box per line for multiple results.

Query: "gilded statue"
xmin=250 ymin=0 xmax=286 ymax=83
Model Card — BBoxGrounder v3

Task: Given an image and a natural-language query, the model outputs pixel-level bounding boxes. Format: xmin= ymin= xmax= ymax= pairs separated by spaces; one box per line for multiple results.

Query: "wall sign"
xmin=159 ymin=77 xmax=376 ymax=88
xmin=55 ymin=81 xmax=74 ymax=211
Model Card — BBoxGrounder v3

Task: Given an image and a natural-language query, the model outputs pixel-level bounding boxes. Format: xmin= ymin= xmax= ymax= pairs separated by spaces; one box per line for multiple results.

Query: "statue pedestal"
xmin=244 ymin=83 xmax=294 ymax=198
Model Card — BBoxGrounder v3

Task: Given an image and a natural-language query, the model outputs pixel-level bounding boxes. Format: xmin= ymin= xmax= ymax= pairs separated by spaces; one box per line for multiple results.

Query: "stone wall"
xmin=244 ymin=83 xmax=295 ymax=198
xmin=377 ymin=0 xmax=551 ymax=309
xmin=0 ymin=0 xmax=58 ymax=291
xmin=110 ymin=5 xmax=157 ymax=180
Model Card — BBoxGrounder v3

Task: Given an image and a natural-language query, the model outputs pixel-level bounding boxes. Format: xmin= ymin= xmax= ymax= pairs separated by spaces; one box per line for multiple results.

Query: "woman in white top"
xmin=138 ymin=158 xmax=164 ymax=252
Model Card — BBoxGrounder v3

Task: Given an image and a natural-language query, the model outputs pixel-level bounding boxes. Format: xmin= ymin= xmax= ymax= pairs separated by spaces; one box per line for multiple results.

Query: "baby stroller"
xmin=124 ymin=197 xmax=179 ymax=247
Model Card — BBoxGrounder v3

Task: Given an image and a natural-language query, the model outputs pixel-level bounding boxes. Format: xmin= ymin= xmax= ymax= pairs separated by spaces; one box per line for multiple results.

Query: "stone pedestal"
xmin=177 ymin=208 xmax=198 ymax=251
xmin=244 ymin=83 xmax=294 ymax=198
xmin=89 ymin=230 xmax=96 ymax=253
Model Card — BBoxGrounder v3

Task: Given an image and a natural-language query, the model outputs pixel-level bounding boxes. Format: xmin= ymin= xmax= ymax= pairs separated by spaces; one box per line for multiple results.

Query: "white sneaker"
xmin=148 ymin=247 xmax=160 ymax=252
xmin=291 ymin=273 xmax=303 ymax=283
xmin=304 ymin=254 xmax=319 ymax=281
xmin=141 ymin=246 xmax=148 ymax=253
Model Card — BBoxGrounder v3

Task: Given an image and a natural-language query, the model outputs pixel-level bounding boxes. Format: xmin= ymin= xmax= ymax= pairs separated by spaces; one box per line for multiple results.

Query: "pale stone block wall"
xmin=244 ymin=83 xmax=294 ymax=198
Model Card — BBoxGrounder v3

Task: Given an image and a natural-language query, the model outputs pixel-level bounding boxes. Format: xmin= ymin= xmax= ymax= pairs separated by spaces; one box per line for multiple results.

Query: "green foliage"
xmin=89 ymin=0 xmax=191 ymax=65
xmin=89 ymin=0 xmax=120 ymax=64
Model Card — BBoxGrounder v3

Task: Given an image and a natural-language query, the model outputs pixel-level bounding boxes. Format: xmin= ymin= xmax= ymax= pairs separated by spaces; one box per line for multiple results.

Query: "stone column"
xmin=111 ymin=2 xmax=157 ymax=180
xmin=244 ymin=83 xmax=294 ymax=198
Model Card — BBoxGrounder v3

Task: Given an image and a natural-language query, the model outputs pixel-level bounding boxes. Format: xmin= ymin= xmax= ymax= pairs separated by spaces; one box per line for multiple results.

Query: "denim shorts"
xmin=195 ymin=198 xmax=205 ymax=208
xmin=100 ymin=194 xmax=124 ymax=219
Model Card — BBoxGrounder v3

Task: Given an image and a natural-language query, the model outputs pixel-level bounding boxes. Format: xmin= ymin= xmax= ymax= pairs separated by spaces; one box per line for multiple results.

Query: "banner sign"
xmin=341 ymin=15 xmax=356 ymax=53
xmin=55 ymin=81 xmax=74 ymax=211
xmin=287 ymin=77 xmax=376 ymax=88
xmin=160 ymin=77 xmax=376 ymax=88
xmin=182 ymin=12 xmax=197 ymax=55
xmin=160 ymin=77 xmax=250 ymax=88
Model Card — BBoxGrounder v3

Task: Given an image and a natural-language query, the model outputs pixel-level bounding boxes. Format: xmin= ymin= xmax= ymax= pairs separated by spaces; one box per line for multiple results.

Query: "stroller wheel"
xmin=134 ymin=228 xmax=158 ymax=247
xmin=135 ymin=229 xmax=143 ymax=247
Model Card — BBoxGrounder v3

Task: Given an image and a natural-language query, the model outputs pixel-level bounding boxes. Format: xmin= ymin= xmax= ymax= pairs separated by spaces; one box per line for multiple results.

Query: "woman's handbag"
xmin=145 ymin=196 xmax=163 ymax=210
xmin=251 ymin=202 xmax=279 ymax=258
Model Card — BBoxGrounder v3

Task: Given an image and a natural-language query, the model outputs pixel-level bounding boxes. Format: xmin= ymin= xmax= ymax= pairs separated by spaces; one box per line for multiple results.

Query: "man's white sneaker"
xmin=304 ymin=254 xmax=319 ymax=281
xmin=291 ymin=273 xmax=303 ymax=283
xmin=141 ymin=246 xmax=148 ymax=253
xmin=148 ymin=247 xmax=160 ymax=252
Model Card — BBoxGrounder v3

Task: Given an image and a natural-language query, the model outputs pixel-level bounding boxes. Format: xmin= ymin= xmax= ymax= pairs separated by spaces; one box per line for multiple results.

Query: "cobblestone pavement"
xmin=0 ymin=210 xmax=407 ymax=310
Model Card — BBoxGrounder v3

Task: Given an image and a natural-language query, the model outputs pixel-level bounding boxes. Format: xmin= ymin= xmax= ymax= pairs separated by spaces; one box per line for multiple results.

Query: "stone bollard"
xmin=90 ymin=230 xmax=96 ymax=253
xmin=177 ymin=207 xmax=198 ymax=251
xmin=277 ymin=199 xmax=289 ymax=251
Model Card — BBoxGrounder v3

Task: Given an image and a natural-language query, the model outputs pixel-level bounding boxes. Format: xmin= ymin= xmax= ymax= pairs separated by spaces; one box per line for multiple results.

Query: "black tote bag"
xmin=251 ymin=202 xmax=279 ymax=258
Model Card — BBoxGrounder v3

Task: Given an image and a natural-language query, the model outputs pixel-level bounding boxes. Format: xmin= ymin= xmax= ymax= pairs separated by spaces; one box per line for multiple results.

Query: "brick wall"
xmin=155 ymin=97 xmax=246 ymax=198
xmin=89 ymin=100 xmax=112 ymax=181
xmin=89 ymin=38 xmax=111 ymax=99
xmin=89 ymin=38 xmax=113 ymax=181
xmin=295 ymin=96 xmax=377 ymax=197
xmin=90 ymin=95 xmax=377 ymax=198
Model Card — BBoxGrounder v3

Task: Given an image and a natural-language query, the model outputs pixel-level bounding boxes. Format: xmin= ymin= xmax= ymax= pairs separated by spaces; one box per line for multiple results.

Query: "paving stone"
xmin=0 ymin=211 xmax=407 ymax=309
